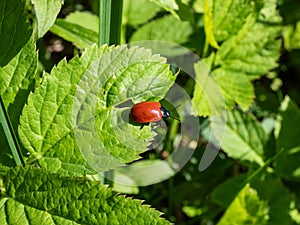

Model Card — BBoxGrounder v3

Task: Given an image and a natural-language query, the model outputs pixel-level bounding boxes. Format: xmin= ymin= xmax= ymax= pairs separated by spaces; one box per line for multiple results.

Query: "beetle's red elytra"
xmin=129 ymin=101 xmax=170 ymax=124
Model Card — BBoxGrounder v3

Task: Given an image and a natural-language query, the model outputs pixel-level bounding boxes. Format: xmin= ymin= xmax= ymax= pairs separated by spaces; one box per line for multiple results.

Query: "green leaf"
xmin=0 ymin=39 xmax=37 ymax=107
xmin=64 ymin=11 xmax=99 ymax=32
xmin=217 ymin=184 xmax=268 ymax=225
xmin=130 ymin=15 xmax=193 ymax=44
xmin=31 ymin=0 xmax=63 ymax=38
xmin=212 ymin=110 xmax=268 ymax=166
xmin=212 ymin=0 xmax=253 ymax=42
xmin=203 ymin=0 xmax=219 ymax=49
xmin=0 ymin=0 xmax=32 ymax=67
xmin=274 ymin=97 xmax=300 ymax=181
xmin=283 ymin=21 xmax=300 ymax=51
xmin=213 ymin=0 xmax=282 ymax=80
xmin=192 ymin=60 xmax=226 ymax=116
xmin=0 ymin=166 xmax=170 ymax=225
xmin=212 ymin=174 xmax=248 ymax=208
xmin=213 ymin=173 xmax=296 ymax=225
xmin=213 ymin=69 xmax=254 ymax=110
xmin=123 ymin=0 xmax=159 ymax=26
xmin=19 ymin=45 xmax=175 ymax=174
xmin=50 ymin=12 xmax=99 ymax=49
xmin=113 ymin=159 xmax=175 ymax=187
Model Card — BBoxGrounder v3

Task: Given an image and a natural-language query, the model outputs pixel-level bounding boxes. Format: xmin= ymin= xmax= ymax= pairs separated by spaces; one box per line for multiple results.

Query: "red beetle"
xmin=129 ymin=101 xmax=170 ymax=124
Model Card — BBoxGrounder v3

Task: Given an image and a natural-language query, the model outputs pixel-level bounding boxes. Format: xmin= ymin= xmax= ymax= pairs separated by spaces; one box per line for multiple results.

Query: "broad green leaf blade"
xmin=274 ymin=97 xmax=300 ymax=181
xmin=212 ymin=0 xmax=253 ymax=42
xmin=113 ymin=159 xmax=175 ymax=187
xmin=130 ymin=15 xmax=193 ymax=44
xmin=214 ymin=69 xmax=254 ymax=110
xmin=0 ymin=39 xmax=37 ymax=107
xmin=19 ymin=45 xmax=175 ymax=174
xmin=123 ymin=0 xmax=159 ymax=26
xmin=213 ymin=1 xmax=282 ymax=80
xmin=212 ymin=110 xmax=268 ymax=166
xmin=192 ymin=60 xmax=225 ymax=116
xmin=0 ymin=0 xmax=32 ymax=67
xmin=216 ymin=184 xmax=268 ymax=225
xmin=65 ymin=11 xmax=99 ymax=32
xmin=0 ymin=166 xmax=170 ymax=225
xmin=50 ymin=17 xmax=99 ymax=49
xmin=31 ymin=0 xmax=63 ymax=38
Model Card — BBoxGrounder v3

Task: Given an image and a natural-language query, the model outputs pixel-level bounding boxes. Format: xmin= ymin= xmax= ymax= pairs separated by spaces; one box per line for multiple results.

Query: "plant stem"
xmin=0 ymin=97 xmax=23 ymax=166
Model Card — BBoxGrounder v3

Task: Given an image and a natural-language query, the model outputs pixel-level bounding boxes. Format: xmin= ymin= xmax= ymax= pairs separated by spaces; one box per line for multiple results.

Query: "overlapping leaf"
xmin=194 ymin=0 xmax=282 ymax=116
xmin=31 ymin=0 xmax=63 ymax=38
xmin=50 ymin=11 xmax=99 ymax=49
xmin=211 ymin=110 xmax=268 ymax=166
xmin=19 ymin=45 xmax=175 ymax=174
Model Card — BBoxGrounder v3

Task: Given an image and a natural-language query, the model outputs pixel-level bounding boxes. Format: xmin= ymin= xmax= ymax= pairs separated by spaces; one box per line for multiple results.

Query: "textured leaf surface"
xmin=31 ymin=0 xmax=63 ymax=38
xmin=50 ymin=12 xmax=99 ymax=49
xmin=194 ymin=0 xmax=282 ymax=115
xmin=130 ymin=15 xmax=193 ymax=44
xmin=213 ymin=173 xmax=296 ymax=225
xmin=19 ymin=45 xmax=175 ymax=174
xmin=216 ymin=184 xmax=268 ymax=225
xmin=0 ymin=39 xmax=37 ymax=107
xmin=192 ymin=60 xmax=225 ymax=116
xmin=0 ymin=166 xmax=170 ymax=225
xmin=0 ymin=0 xmax=32 ymax=67
xmin=212 ymin=110 xmax=268 ymax=166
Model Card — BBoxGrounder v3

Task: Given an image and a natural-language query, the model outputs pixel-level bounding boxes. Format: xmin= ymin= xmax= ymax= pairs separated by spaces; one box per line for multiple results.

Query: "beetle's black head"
xmin=160 ymin=107 xmax=170 ymax=118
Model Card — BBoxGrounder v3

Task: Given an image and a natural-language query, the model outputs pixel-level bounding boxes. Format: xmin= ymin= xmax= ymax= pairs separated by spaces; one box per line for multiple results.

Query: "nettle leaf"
xmin=0 ymin=166 xmax=170 ymax=225
xmin=19 ymin=45 xmax=175 ymax=175
xmin=130 ymin=15 xmax=193 ymax=44
xmin=123 ymin=0 xmax=160 ymax=26
xmin=195 ymin=0 xmax=282 ymax=115
xmin=31 ymin=0 xmax=63 ymax=38
xmin=216 ymin=184 xmax=268 ymax=225
xmin=212 ymin=110 xmax=268 ymax=166
xmin=0 ymin=0 xmax=32 ymax=67
xmin=50 ymin=12 xmax=99 ymax=49
xmin=0 ymin=38 xmax=37 ymax=107
xmin=212 ymin=0 xmax=253 ymax=42
xmin=213 ymin=1 xmax=282 ymax=80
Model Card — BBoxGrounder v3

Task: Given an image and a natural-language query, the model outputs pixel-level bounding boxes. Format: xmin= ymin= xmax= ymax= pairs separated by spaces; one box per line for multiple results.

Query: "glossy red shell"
xmin=129 ymin=102 xmax=162 ymax=123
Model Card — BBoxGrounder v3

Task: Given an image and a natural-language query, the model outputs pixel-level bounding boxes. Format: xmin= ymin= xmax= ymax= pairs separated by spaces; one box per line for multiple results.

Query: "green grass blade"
xmin=0 ymin=97 xmax=23 ymax=165
xmin=110 ymin=0 xmax=123 ymax=45
xmin=99 ymin=0 xmax=112 ymax=46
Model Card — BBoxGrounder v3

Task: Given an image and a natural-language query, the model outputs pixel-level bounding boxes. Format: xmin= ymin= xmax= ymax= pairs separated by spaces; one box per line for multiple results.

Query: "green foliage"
xmin=130 ymin=15 xmax=193 ymax=44
xmin=1 ymin=0 xmax=300 ymax=224
xmin=216 ymin=184 xmax=268 ymax=225
xmin=50 ymin=12 xmax=99 ymax=49
xmin=0 ymin=166 xmax=169 ymax=225
xmin=0 ymin=0 xmax=32 ymax=67
xmin=18 ymin=45 xmax=175 ymax=174
xmin=31 ymin=0 xmax=63 ymax=38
